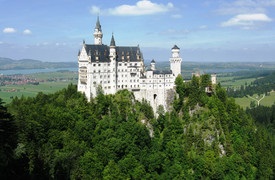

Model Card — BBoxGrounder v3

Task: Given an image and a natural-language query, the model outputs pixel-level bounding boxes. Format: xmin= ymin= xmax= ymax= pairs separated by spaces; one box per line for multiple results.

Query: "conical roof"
xmin=110 ymin=33 xmax=116 ymax=46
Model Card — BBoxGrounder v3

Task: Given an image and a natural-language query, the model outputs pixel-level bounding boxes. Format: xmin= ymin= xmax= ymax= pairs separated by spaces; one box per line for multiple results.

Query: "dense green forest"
xmin=1 ymin=75 xmax=275 ymax=179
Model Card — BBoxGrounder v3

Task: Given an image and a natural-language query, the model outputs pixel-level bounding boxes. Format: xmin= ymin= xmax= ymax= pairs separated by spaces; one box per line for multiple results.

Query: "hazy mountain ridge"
xmin=0 ymin=57 xmax=77 ymax=70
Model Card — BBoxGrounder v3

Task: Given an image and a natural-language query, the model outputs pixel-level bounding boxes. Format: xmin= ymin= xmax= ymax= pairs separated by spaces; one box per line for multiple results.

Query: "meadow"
xmin=218 ymin=74 xmax=275 ymax=108
xmin=0 ymin=71 xmax=77 ymax=104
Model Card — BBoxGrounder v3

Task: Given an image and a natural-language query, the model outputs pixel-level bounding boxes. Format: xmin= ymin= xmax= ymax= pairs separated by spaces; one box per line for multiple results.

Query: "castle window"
xmin=119 ymin=63 xmax=122 ymax=66
xmin=93 ymin=64 xmax=96 ymax=66
xmin=98 ymin=64 xmax=101 ymax=66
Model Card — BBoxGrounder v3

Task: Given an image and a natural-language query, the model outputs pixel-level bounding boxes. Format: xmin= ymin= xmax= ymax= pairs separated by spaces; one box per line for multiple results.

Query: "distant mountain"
xmin=0 ymin=57 xmax=77 ymax=70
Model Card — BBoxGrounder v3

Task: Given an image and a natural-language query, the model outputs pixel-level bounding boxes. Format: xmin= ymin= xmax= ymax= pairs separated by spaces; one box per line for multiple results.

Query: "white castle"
xmin=77 ymin=17 xmax=182 ymax=112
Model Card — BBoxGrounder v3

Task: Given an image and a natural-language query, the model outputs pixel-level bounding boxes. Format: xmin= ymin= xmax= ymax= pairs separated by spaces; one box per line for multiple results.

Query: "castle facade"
xmin=77 ymin=17 xmax=182 ymax=112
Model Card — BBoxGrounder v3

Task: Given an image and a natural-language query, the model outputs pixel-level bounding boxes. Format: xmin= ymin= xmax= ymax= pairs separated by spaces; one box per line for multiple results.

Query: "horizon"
xmin=1 ymin=0 xmax=275 ymax=62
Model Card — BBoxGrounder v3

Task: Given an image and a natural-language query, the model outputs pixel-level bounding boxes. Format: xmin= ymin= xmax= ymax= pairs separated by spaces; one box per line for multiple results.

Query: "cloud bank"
xmin=23 ymin=29 xmax=32 ymax=35
xmin=221 ymin=13 xmax=272 ymax=28
xmin=3 ymin=27 xmax=16 ymax=33
xmin=90 ymin=0 xmax=173 ymax=16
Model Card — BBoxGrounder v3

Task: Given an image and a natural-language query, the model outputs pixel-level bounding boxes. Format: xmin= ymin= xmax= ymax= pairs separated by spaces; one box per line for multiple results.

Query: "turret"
xmin=109 ymin=33 xmax=116 ymax=61
xmin=170 ymin=45 xmax=182 ymax=76
xmin=211 ymin=74 xmax=217 ymax=85
xmin=150 ymin=59 xmax=156 ymax=71
xmin=93 ymin=16 xmax=103 ymax=45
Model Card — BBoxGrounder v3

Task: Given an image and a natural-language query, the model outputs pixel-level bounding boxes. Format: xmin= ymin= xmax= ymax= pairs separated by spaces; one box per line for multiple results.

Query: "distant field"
xmin=218 ymin=75 xmax=275 ymax=108
xmin=0 ymin=71 xmax=77 ymax=104
xmin=218 ymin=76 xmax=256 ymax=88
xmin=235 ymin=92 xmax=275 ymax=109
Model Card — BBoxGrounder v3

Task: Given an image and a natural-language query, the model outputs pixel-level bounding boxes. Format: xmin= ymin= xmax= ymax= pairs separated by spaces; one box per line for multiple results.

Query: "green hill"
xmin=1 ymin=76 xmax=275 ymax=179
xmin=0 ymin=57 xmax=76 ymax=70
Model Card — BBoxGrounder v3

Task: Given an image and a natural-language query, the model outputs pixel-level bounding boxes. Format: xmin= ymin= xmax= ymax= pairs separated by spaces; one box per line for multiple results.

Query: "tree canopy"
xmin=1 ymin=79 xmax=275 ymax=179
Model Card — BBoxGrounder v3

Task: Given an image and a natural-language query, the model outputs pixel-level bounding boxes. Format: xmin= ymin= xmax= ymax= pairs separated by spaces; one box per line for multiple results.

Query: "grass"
xmin=235 ymin=91 xmax=275 ymax=109
xmin=0 ymin=81 xmax=77 ymax=104
xmin=219 ymin=76 xmax=256 ymax=88
xmin=0 ymin=71 xmax=77 ymax=104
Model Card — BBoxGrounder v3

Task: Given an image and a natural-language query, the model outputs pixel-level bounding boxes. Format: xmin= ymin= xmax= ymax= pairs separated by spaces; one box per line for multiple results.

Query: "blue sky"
xmin=0 ymin=0 xmax=275 ymax=62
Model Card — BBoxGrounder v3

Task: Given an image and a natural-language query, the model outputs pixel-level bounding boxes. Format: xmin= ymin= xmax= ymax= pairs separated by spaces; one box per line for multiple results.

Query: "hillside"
xmin=0 ymin=57 xmax=77 ymax=70
xmin=1 ymin=75 xmax=274 ymax=179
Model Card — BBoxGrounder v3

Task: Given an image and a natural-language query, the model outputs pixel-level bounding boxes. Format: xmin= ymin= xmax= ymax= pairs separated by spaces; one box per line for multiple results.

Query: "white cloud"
xmin=90 ymin=0 xmax=173 ymax=16
xmin=90 ymin=6 xmax=100 ymax=14
xmin=217 ymin=0 xmax=275 ymax=15
xmin=23 ymin=29 xmax=32 ymax=35
xmin=3 ymin=27 xmax=16 ymax=33
xmin=221 ymin=13 xmax=272 ymax=28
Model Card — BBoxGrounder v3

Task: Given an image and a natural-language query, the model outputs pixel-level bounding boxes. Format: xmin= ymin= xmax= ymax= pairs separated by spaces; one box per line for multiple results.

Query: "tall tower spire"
xmin=109 ymin=33 xmax=116 ymax=61
xmin=110 ymin=33 xmax=116 ymax=47
xmin=94 ymin=16 xmax=103 ymax=45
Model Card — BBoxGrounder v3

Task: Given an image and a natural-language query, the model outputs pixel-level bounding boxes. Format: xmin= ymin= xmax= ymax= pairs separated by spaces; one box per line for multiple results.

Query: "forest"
xmin=1 ymin=74 xmax=275 ymax=179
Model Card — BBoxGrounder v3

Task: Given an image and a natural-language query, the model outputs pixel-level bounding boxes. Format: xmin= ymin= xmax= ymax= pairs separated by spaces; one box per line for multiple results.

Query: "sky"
xmin=0 ymin=0 xmax=275 ymax=62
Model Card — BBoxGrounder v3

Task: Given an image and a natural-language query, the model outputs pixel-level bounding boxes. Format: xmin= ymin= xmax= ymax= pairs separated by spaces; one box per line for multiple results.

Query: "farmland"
xmin=0 ymin=71 xmax=77 ymax=103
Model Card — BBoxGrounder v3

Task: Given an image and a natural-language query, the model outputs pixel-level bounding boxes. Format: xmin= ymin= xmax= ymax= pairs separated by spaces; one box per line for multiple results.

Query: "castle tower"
xmin=170 ymin=45 xmax=182 ymax=76
xmin=150 ymin=59 xmax=156 ymax=71
xmin=211 ymin=74 xmax=217 ymax=85
xmin=109 ymin=34 xmax=117 ymax=94
xmin=93 ymin=16 xmax=103 ymax=45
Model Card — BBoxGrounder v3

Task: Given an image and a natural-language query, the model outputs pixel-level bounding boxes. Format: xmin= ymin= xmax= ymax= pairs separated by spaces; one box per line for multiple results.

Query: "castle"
xmin=77 ymin=17 xmax=182 ymax=112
